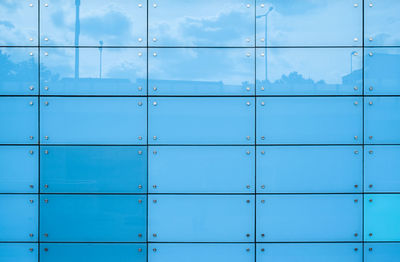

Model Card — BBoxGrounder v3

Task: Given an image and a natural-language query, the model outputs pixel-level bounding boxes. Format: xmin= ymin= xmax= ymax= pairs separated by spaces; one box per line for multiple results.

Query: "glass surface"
xmin=256 ymin=194 xmax=362 ymax=242
xmin=364 ymin=243 xmax=400 ymax=262
xmin=40 ymin=195 xmax=146 ymax=242
xmin=0 ymin=243 xmax=38 ymax=262
xmin=0 ymin=146 xmax=38 ymax=193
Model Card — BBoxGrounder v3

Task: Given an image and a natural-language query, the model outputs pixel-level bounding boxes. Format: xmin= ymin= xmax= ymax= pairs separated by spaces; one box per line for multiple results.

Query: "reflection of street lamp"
xmin=256 ymin=6 xmax=273 ymax=83
xmin=74 ymin=0 xmax=81 ymax=79
xmin=99 ymin=40 xmax=103 ymax=78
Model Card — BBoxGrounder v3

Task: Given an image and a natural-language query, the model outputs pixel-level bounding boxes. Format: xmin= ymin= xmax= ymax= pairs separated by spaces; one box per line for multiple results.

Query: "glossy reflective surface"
xmin=0 ymin=146 xmax=38 ymax=193
xmin=257 ymin=243 xmax=362 ymax=262
xmin=40 ymin=244 xmax=146 ymax=262
xmin=0 ymin=195 xmax=38 ymax=241
xmin=364 ymin=97 xmax=400 ymax=144
xmin=148 ymin=195 xmax=255 ymax=242
xmin=0 ymin=0 xmax=38 ymax=46
xmin=40 ymin=97 xmax=146 ymax=144
xmin=257 ymin=97 xmax=363 ymax=144
xmin=149 ymin=146 xmax=254 ymax=193
xmin=0 ymin=243 xmax=38 ymax=262
xmin=257 ymin=146 xmax=362 ymax=193
xmin=40 ymin=0 xmax=146 ymax=47
xmin=149 ymin=48 xmax=254 ymax=95
xmin=148 ymin=97 xmax=255 ymax=144
xmin=0 ymin=97 xmax=38 ymax=144
xmin=364 ymin=194 xmax=400 ymax=241
xmin=40 ymin=146 xmax=147 ymax=193
xmin=364 ymin=243 xmax=400 ymax=262
xmin=364 ymin=48 xmax=400 ymax=95
xmin=40 ymin=195 xmax=146 ymax=242
xmin=256 ymin=48 xmax=362 ymax=95
xmin=364 ymin=0 xmax=400 ymax=46
xmin=148 ymin=244 xmax=255 ymax=262
xmin=40 ymin=48 xmax=146 ymax=95
xmin=256 ymin=0 xmax=362 ymax=47
xmin=256 ymin=195 xmax=362 ymax=242
xmin=0 ymin=48 xmax=38 ymax=95
xmin=149 ymin=0 xmax=254 ymax=47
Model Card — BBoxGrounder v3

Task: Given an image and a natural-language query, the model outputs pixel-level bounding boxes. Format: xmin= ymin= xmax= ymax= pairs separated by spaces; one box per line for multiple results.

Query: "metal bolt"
xmin=246 ymin=4 xmax=251 ymax=8
xmin=44 ymin=3 xmax=48 ymax=7
xmin=138 ymin=248 xmax=142 ymax=252
xmin=29 ymin=86 xmax=34 ymax=91
xmin=261 ymin=86 xmax=265 ymax=91
xmin=261 ymin=52 xmax=265 ymax=57
xmin=138 ymin=86 xmax=143 ymax=91
xmin=44 ymin=52 xmax=48 ymax=56
xmin=261 ymin=151 xmax=265 ymax=155
xmin=138 ymin=52 xmax=142 ymax=57
xmin=29 ymin=199 xmax=34 ymax=203
xmin=44 ymin=86 xmax=49 ymax=91
xmin=261 ymin=136 xmax=265 ymax=140
xmin=153 ymin=37 xmax=157 ymax=42
xmin=44 ymin=184 xmax=49 ymax=188
xmin=153 ymin=151 xmax=157 ymax=155
xmin=29 ymin=37 xmax=34 ymax=41
xmin=354 ymin=101 xmax=358 ymax=105
xmin=29 ymin=248 xmax=34 ymax=252
xmin=260 ymin=38 xmax=265 ymax=42
xmin=138 ymin=150 xmax=142 ymax=155
xmin=354 ymin=185 xmax=358 ymax=188
xmin=369 ymin=233 xmax=373 ymax=237
xmin=261 ymin=101 xmax=265 ymax=106
xmin=354 ymin=3 xmax=358 ymax=7
xmin=29 ymin=3 xmax=33 ymax=7
xmin=153 ymin=52 xmax=157 ymax=57
xmin=246 ymin=248 xmax=250 ymax=252
xmin=369 ymin=248 xmax=373 ymax=251
xmin=246 ymin=200 xmax=250 ymax=203
xmin=29 ymin=101 xmax=34 ymax=106
xmin=45 ymin=136 xmax=49 ymax=140
xmin=246 ymin=185 xmax=250 ymax=189
xmin=29 ymin=233 xmax=34 ymax=237
xmin=369 ymin=136 xmax=373 ymax=140
xmin=138 ymin=199 xmax=142 ymax=204
xmin=29 ymin=150 xmax=34 ymax=155
xmin=153 ymin=136 xmax=157 ymax=140
xmin=153 ymin=3 xmax=157 ymax=8
xmin=153 ymin=87 xmax=157 ymax=91
xmin=138 ymin=185 xmax=142 ymax=189
xmin=369 ymin=150 xmax=373 ymax=154
xmin=29 ymin=52 xmax=33 ymax=56
xmin=153 ymin=185 xmax=157 ymax=189
xmin=153 ymin=248 xmax=157 ymax=252
xmin=261 ymin=248 xmax=265 ymax=252
xmin=354 ymin=248 xmax=358 ymax=251
xmin=261 ymin=185 xmax=265 ymax=189
xmin=246 ymin=101 xmax=251 ymax=106
xmin=354 ymin=86 xmax=358 ymax=91
xmin=44 ymin=37 xmax=49 ymax=41
xmin=245 ymin=38 xmax=250 ymax=43
xmin=354 ymin=199 xmax=358 ymax=203
xmin=354 ymin=233 xmax=358 ymax=237
xmin=369 ymin=86 xmax=373 ymax=91
xmin=246 ymin=136 xmax=250 ymax=140
xmin=138 ymin=102 xmax=143 ymax=106
xmin=246 ymin=53 xmax=251 ymax=57
xmin=44 ymin=248 xmax=48 ymax=252
xmin=246 ymin=87 xmax=250 ymax=91
xmin=138 ymin=233 xmax=142 ymax=237
xmin=354 ymin=136 xmax=358 ymax=140
xmin=153 ymin=101 xmax=157 ymax=106
xmin=369 ymin=52 xmax=373 ymax=56
xmin=261 ymin=200 xmax=265 ymax=203
xmin=30 ymin=185 xmax=34 ymax=188
xmin=261 ymin=3 xmax=265 ymax=8
xmin=246 ymin=234 xmax=250 ymax=237
xmin=369 ymin=199 xmax=373 ymax=202
xmin=354 ymin=150 xmax=359 ymax=154
xmin=369 ymin=184 xmax=373 ymax=188
xmin=138 ymin=136 xmax=143 ymax=140
xmin=153 ymin=233 xmax=157 ymax=237
xmin=153 ymin=200 xmax=157 ymax=203
xmin=30 ymin=136 xmax=34 ymax=140
xmin=138 ymin=38 xmax=143 ymax=42
xmin=369 ymin=3 xmax=373 ymax=7
xmin=138 ymin=3 xmax=143 ymax=8
xmin=44 ymin=233 xmax=48 ymax=237
xmin=44 ymin=199 xmax=48 ymax=203
xmin=261 ymin=233 xmax=265 ymax=237
xmin=44 ymin=150 xmax=49 ymax=154
xmin=44 ymin=101 xmax=49 ymax=106
xmin=369 ymin=37 xmax=373 ymax=42
xmin=354 ymin=38 xmax=358 ymax=42
xmin=369 ymin=101 xmax=373 ymax=105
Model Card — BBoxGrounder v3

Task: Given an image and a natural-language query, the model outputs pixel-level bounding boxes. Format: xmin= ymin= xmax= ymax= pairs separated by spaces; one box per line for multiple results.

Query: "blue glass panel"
xmin=148 ymin=0 xmax=254 ymax=47
xmin=364 ymin=97 xmax=400 ymax=144
xmin=148 ymin=195 xmax=254 ymax=242
xmin=365 ymin=48 xmax=400 ymax=95
xmin=40 ymin=195 xmax=146 ymax=242
xmin=40 ymin=97 xmax=146 ymax=144
xmin=40 ymin=244 xmax=146 ymax=262
xmin=40 ymin=146 xmax=147 ymax=193
xmin=257 ymin=146 xmax=362 ymax=193
xmin=40 ymin=48 xmax=146 ymax=95
xmin=364 ymin=243 xmax=400 ymax=262
xmin=365 ymin=146 xmax=400 ymax=192
xmin=364 ymin=194 xmax=400 ymax=241
xmin=0 ymin=48 xmax=38 ymax=95
xmin=364 ymin=0 xmax=400 ymax=46
xmin=0 ymin=243 xmax=38 ymax=262
xmin=148 ymin=97 xmax=255 ymax=145
xmin=256 ymin=97 xmax=363 ymax=144
xmin=0 ymin=0 xmax=38 ymax=46
xmin=40 ymin=0 xmax=146 ymax=46
xmin=0 ymin=195 xmax=38 ymax=241
xmin=0 ymin=97 xmax=38 ymax=144
xmin=149 ymin=146 xmax=254 ymax=193
xmin=257 ymin=243 xmax=362 ymax=262
xmin=256 ymin=195 xmax=362 ymax=242
xmin=148 ymin=244 xmax=255 ymax=262
xmin=0 ymin=146 xmax=38 ymax=193
xmin=148 ymin=48 xmax=254 ymax=95
xmin=256 ymin=0 xmax=362 ymax=47
xmin=256 ymin=48 xmax=362 ymax=95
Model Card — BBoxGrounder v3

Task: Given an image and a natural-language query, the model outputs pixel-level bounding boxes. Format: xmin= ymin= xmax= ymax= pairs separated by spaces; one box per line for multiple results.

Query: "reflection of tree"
xmin=0 ymin=50 xmax=37 ymax=85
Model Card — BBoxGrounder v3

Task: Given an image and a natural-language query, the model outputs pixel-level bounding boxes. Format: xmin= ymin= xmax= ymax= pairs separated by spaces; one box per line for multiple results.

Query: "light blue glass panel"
xmin=148 ymin=0 xmax=254 ymax=47
xmin=148 ymin=97 xmax=255 ymax=145
xmin=0 ymin=48 xmax=38 ymax=95
xmin=148 ymin=48 xmax=254 ymax=95
xmin=148 ymin=195 xmax=255 ymax=242
xmin=40 ymin=0 xmax=146 ymax=46
xmin=257 ymin=146 xmax=362 ymax=193
xmin=0 ymin=97 xmax=38 ymax=144
xmin=148 ymin=244 xmax=255 ymax=262
xmin=257 ymin=243 xmax=362 ymax=262
xmin=40 ymin=146 xmax=146 ymax=193
xmin=149 ymin=146 xmax=254 ymax=193
xmin=256 ymin=0 xmax=362 ymax=47
xmin=40 ymin=244 xmax=146 ymax=262
xmin=256 ymin=97 xmax=363 ymax=144
xmin=0 ymin=146 xmax=38 ymax=193
xmin=364 ymin=0 xmax=400 ymax=46
xmin=364 ymin=97 xmax=400 ymax=144
xmin=40 ymin=97 xmax=146 ymax=144
xmin=365 ymin=48 xmax=400 ymax=95
xmin=364 ymin=243 xmax=400 ymax=262
xmin=40 ymin=48 xmax=146 ymax=95
xmin=256 ymin=195 xmax=362 ymax=242
xmin=256 ymin=48 xmax=362 ymax=95
xmin=0 ymin=0 xmax=38 ymax=46
xmin=365 ymin=146 xmax=400 ymax=192
xmin=0 ymin=195 xmax=38 ymax=241
xmin=40 ymin=195 xmax=146 ymax=242
xmin=364 ymin=194 xmax=400 ymax=241
xmin=0 ymin=243 xmax=38 ymax=262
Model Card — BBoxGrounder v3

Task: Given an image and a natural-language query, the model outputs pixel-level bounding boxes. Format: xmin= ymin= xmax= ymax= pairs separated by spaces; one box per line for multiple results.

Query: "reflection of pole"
xmin=74 ymin=0 xmax=81 ymax=79
xmin=256 ymin=6 xmax=273 ymax=83
xmin=99 ymin=40 xmax=103 ymax=78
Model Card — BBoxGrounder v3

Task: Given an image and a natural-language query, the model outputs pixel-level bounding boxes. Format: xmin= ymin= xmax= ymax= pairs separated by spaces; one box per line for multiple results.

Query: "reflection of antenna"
xmin=75 ymin=0 xmax=81 ymax=79
xmin=256 ymin=6 xmax=273 ymax=82
xmin=99 ymin=40 xmax=103 ymax=78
